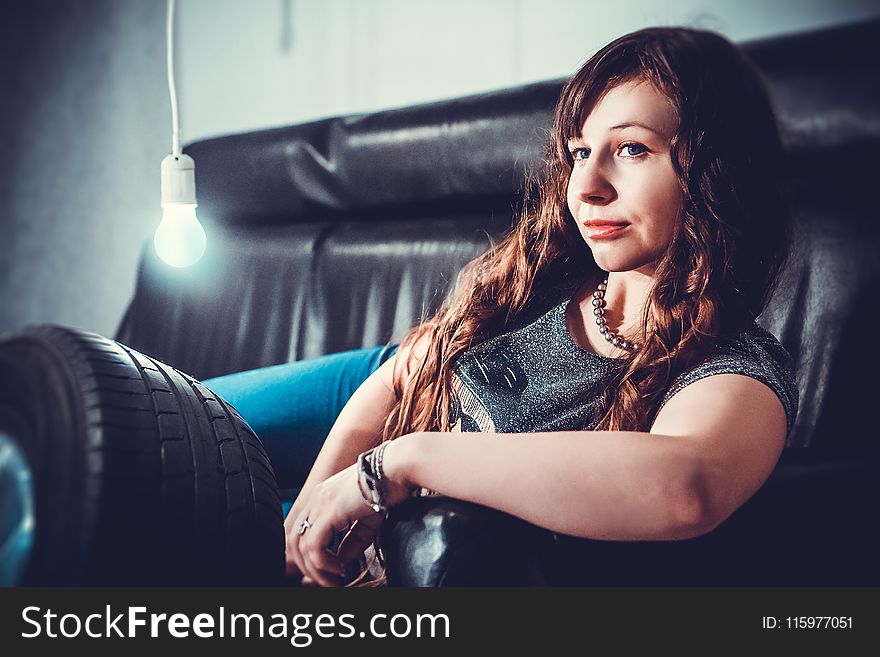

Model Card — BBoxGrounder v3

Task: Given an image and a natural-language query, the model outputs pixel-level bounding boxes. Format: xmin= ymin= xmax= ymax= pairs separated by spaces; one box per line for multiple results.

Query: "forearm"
xmin=386 ymin=430 xmax=710 ymax=541
xmin=296 ymin=425 xmax=380 ymax=499
xmin=294 ymin=360 xmax=396 ymax=502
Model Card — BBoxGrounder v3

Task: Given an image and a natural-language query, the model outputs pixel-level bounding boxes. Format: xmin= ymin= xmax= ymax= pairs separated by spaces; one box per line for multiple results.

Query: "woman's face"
xmin=566 ymin=79 xmax=683 ymax=276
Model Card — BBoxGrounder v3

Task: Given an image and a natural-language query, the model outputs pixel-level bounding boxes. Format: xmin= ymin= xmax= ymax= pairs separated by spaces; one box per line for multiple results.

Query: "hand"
xmin=286 ymin=441 xmax=415 ymax=587
xmin=288 ymin=463 xmax=377 ymax=587
xmin=283 ymin=467 xmax=384 ymax=585
xmin=295 ymin=511 xmax=385 ymax=587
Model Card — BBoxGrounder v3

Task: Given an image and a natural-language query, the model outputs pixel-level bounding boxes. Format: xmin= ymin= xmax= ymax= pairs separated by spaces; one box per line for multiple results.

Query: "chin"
xmin=586 ymin=243 xmax=664 ymax=276
xmin=589 ymin=252 xmax=645 ymax=274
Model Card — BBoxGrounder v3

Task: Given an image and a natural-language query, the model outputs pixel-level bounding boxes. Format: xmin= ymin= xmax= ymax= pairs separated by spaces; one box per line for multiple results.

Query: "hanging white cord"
xmin=167 ymin=0 xmax=181 ymax=157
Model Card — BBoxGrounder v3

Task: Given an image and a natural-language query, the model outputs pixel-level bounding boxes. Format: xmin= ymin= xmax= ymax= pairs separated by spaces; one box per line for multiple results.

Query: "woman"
xmin=208 ymin=26 xmax=798 ymax=587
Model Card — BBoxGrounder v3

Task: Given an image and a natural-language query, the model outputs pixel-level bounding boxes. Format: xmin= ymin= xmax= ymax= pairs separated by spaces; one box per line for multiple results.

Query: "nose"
xmin=569 ymin=158 xmax=616 ymax=206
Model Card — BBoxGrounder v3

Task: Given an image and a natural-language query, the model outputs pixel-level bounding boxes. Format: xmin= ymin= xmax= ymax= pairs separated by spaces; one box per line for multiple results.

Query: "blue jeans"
xmin=202 ymin=344 xmax=398 ymax=511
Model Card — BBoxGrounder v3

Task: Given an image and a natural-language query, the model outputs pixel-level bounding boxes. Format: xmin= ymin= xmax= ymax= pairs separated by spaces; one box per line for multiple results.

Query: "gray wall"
xmin=2 ymin=0 xmax=879 ymax=339
xmin=178 ymin=0 xmax=880 ymax=142
xmin=1 ymin=0 xmax=166 ymax=338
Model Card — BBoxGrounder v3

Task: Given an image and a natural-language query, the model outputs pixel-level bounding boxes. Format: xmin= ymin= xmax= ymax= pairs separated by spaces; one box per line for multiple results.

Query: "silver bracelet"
xmin=357 ymin=447 xmax=387 ymax=514
xmin=373 ymin=440 xmax=389 ymax=482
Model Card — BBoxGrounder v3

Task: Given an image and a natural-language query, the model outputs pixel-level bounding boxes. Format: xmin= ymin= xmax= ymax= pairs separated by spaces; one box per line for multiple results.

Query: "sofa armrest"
xmin=382 ymin=497 xmax=557 ymax=586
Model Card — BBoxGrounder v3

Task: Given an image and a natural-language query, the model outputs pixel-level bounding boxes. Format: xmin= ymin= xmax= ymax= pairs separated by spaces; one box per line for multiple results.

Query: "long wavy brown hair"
xmin=353 ymin=27 xmax=792 ymax=585
xmin=385 ymin=26 xmax=791 ymax=439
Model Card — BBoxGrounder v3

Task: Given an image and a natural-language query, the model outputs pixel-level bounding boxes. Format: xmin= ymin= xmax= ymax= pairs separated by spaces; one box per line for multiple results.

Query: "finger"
xmin=295 ymin=526 xmax=326 ymax=586
xmin=301 ymin=510 xmax=345 ymax=563
xmin=284 ymin=506 xmax=310 ymax=573
xmin=285 ymin=515 xmax=311 ymax=578
xmin=284 ymin=569 xmax=303 ymax=586
xmin=300 ymin=555 xmax=343 ymax=587
xmin=300 ymin=574 xmax=342 ymax=588
xmin=294 ymin=525 xmax=336 ymax=586
xmin=302 ymin=542 xmax=346 ymax=587
xmin=337 ymin=516 xmax=382 ymax=565
xmin=285 ymin=531 xmax=306 ymax=578
xmin=301 ymin=520 xmax=347 ymax=586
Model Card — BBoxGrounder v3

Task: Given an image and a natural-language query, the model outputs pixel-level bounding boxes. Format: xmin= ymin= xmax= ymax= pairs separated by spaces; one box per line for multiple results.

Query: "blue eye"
xmin=620 ymin=142 xmax=648 ymax=158
xmin=570 ymin=147 xmax=590 ymax=161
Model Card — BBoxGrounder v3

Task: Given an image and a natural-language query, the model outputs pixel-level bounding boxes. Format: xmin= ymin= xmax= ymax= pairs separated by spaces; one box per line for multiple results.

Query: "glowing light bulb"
xmin=156 ymin=153 xmax=206 ymax=267
xmin=154 ymin=203 xmax=206 ymax=268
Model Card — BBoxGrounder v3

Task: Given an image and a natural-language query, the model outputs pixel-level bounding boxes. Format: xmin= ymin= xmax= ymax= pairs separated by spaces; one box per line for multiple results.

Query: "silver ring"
xmin=296 ymin=518 xmax=312 ymax=535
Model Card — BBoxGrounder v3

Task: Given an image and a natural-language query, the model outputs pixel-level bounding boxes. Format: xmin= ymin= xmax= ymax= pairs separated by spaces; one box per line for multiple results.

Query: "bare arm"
xmin=285 ymin=336 xmax=431 ymax=579
xmin=291 ymin=358 xmax=396 ymax=500
xmin=290 ymin=334 xmax=427 ymax=499
xmin=383 ymin=373 xmax=787 ymax=541
xmin=284 ymin=353 xmax=396 ymax=579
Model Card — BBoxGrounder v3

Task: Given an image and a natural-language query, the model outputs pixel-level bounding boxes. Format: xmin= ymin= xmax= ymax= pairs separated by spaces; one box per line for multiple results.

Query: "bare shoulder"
xmin=650 ymin=373 xmax=786 ymax=444
xmin=377 ymin=331 xmax=433 ymax=391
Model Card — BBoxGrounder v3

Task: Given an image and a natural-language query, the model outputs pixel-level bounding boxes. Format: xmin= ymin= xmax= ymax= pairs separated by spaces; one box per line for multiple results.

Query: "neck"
xmin=600 ymin=270 xmax=655 ymax=337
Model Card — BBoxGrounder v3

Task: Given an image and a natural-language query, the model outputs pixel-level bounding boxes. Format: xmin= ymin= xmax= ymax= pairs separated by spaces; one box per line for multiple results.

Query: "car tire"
xmin=0 ymin=325 xmax=284 ymax=585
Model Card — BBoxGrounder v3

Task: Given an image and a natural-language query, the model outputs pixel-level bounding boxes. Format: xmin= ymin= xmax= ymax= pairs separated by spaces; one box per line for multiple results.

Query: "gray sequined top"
xmin=448 ymin=288 xmax=799 ymax=437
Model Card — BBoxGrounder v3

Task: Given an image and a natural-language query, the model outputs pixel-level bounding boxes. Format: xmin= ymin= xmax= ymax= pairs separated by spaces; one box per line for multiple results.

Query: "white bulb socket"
xmin=161 ymin=153 xmax=197 ymax=206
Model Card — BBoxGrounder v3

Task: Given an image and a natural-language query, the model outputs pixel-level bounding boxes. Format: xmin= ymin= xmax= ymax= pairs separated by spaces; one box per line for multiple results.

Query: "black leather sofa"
xmin=117 ymin=20 xmax=880 ymax=586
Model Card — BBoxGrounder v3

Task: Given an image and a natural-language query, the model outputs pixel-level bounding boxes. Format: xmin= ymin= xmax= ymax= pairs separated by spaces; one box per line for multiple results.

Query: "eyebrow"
xmin=568 ymin=121 xmax=667 ymax=144
xmin=608 ymin=121 xmax=665 ymax=135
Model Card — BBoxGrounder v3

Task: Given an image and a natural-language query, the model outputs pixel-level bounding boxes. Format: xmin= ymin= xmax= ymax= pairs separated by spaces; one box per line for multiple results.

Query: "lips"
xmin=583 ymin=220 xmax=629 ymax=227
xmin=583 ymin=220 xmax=629 ymax=239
